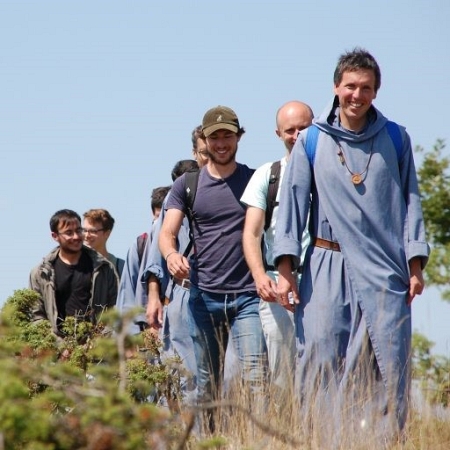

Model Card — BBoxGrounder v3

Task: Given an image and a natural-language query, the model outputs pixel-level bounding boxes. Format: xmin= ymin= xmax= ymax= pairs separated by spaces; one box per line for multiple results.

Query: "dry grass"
xmin=178 ymin=379 xmax=450 ymax=450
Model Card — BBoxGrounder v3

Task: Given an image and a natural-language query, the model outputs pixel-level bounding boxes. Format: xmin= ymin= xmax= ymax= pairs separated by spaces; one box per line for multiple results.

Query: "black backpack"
xmin=182 ymin=169 xmax=201 ymax=257
xmin=264 ymin=160 xmax=281 ymax=231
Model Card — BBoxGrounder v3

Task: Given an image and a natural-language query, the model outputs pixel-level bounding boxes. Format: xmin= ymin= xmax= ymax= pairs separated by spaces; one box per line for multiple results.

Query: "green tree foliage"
xmin=416 ymin=139 xmax=450 ymax=300
xmin=0 ymin=289 xmax=193 ymax=449
xmin=412 ymin=140 xmax=450 ymax=409
xmin=412 ymin=332 xmax=450 ymax=408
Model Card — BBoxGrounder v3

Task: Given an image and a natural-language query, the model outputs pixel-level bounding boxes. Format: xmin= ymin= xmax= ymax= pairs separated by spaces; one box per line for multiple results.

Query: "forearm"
xmin=277 ymin=256 xmax=295 ymax=277
xmin=243 ymin=232 xmax=266 ymax=279
xmin=158 ymin=227 xmax=178 ymax=261
xmin=146 ymin=275 xmax=163 ymax=328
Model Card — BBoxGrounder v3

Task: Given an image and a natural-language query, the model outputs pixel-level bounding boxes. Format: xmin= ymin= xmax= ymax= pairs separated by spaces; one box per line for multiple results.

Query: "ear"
xmin=51 ymin=232 xmax=60 ymax=244
xmin=275 ymin=129 xmax=281 ymax=139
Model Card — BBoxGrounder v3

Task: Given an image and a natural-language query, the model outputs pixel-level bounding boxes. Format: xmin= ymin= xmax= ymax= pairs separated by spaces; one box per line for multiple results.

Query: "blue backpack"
xmin=304 ymin=121 xmax=403 ymax=166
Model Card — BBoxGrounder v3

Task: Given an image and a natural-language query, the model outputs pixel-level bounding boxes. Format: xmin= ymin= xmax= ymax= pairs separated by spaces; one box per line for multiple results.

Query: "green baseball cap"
xmin=202 ymin=106 xmax=240 ymax=137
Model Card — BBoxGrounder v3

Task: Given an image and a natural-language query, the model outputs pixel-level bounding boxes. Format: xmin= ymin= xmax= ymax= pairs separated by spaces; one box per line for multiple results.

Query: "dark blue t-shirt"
xmin=167 ymin=164 xmax=255 ymax=293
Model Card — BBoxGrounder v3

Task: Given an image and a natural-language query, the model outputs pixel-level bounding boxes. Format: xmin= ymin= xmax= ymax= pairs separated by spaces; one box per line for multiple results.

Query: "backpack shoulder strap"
xmin=136 ymin=232 xmax=148 ymax=266
xmin=385 ymin=120 xmax=403 ymax=161
xmin=184 ymin=169 xmax=200 ymax=221
xmin=183 ymin=169 xmax=200 ymax=257
xmin=304 ymin=125 xmax=320 ymax=166
xmin=303 ymin=122 xmax=402 ymax=167
xmin=264 ymin=161 xmax=281 ymax=231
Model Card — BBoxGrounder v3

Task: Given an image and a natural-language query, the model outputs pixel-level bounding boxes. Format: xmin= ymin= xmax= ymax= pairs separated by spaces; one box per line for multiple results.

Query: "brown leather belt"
xmin=173 ymin=277 xmax=191 ymax=290
xmin=312 ymin=237 xmax=341 ymax=252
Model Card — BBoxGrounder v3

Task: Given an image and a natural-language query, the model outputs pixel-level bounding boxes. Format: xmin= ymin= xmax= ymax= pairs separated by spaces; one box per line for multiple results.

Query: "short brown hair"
xmin=151 ymin=186 xmax=171 ymax=214
xmin=191 ymin=125 xmax=203 ymax=151
xmin=83 ymin=209 xmax=115 ymax=231
xmin=334 ymin=47 xmax=381 ymax=93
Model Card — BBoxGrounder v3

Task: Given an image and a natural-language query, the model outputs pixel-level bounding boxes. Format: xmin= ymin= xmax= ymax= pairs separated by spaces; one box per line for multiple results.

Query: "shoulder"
xmin=32 ymin=247 xmax=58 ymax=272
xmin=84 ymin=246 xmax=113 ymax=271
xmin=165 ymin=174 xmax=192 ymax=210
xmin=241 ymin=161 xmax=276 ymax=207
xmin=239 ymin=163 xmax=255 ymax=172
xmin=250 ymin=161 xmax=275 ymax=186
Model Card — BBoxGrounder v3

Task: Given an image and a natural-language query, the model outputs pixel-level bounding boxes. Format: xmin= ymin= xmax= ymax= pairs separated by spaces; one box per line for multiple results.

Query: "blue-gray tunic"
xmin=273 ymin=98 xmax=429 ymax=440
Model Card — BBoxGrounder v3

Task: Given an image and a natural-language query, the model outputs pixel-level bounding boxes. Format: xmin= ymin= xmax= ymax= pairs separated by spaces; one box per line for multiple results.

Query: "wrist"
xmin=165 ymin=250 xmax=178 ymax=261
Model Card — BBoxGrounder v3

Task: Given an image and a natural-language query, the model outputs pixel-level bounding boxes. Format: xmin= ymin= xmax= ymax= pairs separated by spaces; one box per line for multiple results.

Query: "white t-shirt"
xmin=241 ymin=156 xmax=309 ymax=279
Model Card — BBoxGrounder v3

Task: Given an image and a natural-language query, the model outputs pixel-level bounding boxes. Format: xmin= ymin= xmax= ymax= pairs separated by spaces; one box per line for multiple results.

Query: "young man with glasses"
xmin=82 ymin=208 xmax=125 ymax=277
xmin=29 ymin=209 xmax=118 ymax=337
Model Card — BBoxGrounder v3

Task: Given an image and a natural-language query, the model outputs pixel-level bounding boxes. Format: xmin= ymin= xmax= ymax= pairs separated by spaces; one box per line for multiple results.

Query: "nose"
xmin=216 ymin=138 xmax=226 ymax=148
xmin=353 ymin=87 xmax=363 ymax=98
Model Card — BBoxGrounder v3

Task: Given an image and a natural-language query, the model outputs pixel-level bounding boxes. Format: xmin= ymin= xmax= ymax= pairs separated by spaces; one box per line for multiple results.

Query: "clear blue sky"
xmin=1 ymin=1 xmax=449 ymax=355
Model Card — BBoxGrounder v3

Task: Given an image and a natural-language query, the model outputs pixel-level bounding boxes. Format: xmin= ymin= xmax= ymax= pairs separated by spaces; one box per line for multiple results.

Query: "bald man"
xmin=241 ymin=101 xmax=313 ymax=398
xmin=275 ymin=101 xmax=314 ymax=152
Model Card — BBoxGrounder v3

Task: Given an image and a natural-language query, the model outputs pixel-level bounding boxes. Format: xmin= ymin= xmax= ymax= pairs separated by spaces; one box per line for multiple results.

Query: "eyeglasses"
xmin=81 ymin=228 xmax=104 ymax=235
xmin=197 ymin=151 xmax=208 ymax=156
xmin=58 ymin=227 xmax=85 ymax=238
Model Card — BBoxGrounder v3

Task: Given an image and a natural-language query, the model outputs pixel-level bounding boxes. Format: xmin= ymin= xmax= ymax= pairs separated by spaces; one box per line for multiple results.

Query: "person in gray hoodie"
xmin=29 ymin=209 xmax=118 ymax=337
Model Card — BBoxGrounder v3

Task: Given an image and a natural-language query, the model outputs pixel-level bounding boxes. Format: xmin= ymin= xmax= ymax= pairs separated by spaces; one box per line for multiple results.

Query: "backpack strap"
xmin=183 ymin=169 xmax=200 ymax=257
xmin=136 ymin=232 xmax=148 ymax=266
xmin=304 ymin=125 xmax=320 ymax=166
xmin=264 ymin=161 xmax=281 ymax=231
xmin=304 ymin=122 xmax=402 ymax=167
xmin=385 ymin=120 xmax=403 ymax=161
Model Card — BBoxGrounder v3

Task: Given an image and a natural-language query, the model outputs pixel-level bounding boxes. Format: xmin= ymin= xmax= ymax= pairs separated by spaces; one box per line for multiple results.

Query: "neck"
xmin=207 ymin=160 xmax=237 ymax=179
xmin=95 ymin=245 xmax=108 ymax=258
xmin=59 ymin=248 xmax=82 ymax=265
xmin=340 ymin=114 xmax=367 ymax=133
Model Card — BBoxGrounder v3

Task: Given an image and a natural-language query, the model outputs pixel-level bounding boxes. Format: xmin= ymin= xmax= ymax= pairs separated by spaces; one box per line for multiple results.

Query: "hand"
xmin=166 ymin=252 xmax=190 ymax=279
xmin=146 ymin=293 xmax=163 ymax=330
xmin=407 ymin=272 xmax=425 ymax=306
xmin=407 ymin=258 xmax=425 ymax=305
xmin=255 ymin=273 xmax=278 ymax=302
xmin=276 ymin=274 xmax=297 ymax=313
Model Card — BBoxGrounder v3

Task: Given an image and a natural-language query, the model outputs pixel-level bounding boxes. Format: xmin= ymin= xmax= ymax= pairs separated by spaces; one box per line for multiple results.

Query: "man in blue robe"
xmin=273 ymin=48 xmax=429 ymax=447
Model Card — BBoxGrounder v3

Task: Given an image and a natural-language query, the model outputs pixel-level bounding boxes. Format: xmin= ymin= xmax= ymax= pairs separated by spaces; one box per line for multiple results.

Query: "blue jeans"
xmin=188 ymin=286 xmax=267 ymax=406
xmin=160 ymin=284 xmax=197 ymax=403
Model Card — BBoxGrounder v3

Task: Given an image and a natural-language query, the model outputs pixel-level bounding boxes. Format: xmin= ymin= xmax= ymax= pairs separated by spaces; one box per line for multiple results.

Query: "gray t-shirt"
xmin=167 ymin=164 xmax=255 ymax=293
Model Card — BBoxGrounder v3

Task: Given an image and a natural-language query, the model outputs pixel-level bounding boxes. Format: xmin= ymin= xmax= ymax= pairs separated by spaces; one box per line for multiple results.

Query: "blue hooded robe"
xmin=273 ymin=97 xmax=429 ymax=445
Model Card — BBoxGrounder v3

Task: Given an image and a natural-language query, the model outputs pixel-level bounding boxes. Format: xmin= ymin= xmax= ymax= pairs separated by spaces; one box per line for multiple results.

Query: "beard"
xmin=206 ymin=147 xmax=238 ymax=166
xmin=60 ymin=241 xmax=83 ymax=254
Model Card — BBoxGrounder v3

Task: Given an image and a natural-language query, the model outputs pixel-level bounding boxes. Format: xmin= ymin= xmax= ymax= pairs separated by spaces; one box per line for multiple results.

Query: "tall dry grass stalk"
xmin=174 ymin=341 xmax=450 ymax=450
xmin=182 ymin=382 xmax=450 ymax=449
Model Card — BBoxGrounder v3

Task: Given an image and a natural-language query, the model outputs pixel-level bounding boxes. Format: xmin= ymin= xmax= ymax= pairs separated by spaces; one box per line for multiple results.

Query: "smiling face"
xmin=52 ymin=218 xmax=84 ymax=254
xmin=334 ymin=69 xmax=377 ymax=132
xmin=82 ymin=218 xmax=110 ymax=252
xmin=205 ymin=129 xmax=240 ymax=166
xmin=276 ymin=102 xmax=313 ymax=152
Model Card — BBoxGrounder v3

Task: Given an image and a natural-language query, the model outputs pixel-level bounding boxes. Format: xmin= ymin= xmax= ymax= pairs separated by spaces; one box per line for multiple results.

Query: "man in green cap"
xmin=159 ymin=105 xmax=267 ymax=433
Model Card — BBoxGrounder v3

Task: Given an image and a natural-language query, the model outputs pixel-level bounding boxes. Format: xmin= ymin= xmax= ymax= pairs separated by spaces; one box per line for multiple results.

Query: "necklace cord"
xmin=333 ymin=137 xmax=374 ymax=184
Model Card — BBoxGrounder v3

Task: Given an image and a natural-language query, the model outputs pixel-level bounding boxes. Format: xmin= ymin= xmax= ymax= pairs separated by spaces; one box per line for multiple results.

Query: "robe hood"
xmin=313 ymin=96 xmax=388 ymax=143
